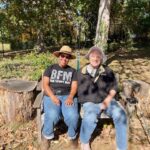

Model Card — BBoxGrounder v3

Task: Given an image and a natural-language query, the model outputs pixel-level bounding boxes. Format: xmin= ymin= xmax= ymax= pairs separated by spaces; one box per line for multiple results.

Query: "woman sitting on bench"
xmin=42 ymin=45 xmax=79 ymax=150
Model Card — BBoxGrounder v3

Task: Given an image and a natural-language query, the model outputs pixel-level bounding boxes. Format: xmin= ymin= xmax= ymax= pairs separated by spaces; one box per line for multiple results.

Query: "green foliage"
xmin=25 ymin=52 xmax=56 ymax=80
xmin=0 ymin=51 xmax=56 ymax=80
xmin=0 ymin=0 xmax=100 ymax=50
xmin=108 ymin=42 xmax=120 ymax=52
xmin=110 ymin=0 xmax=150 ymax=46
xmin=1 ymin=0 xmax=150 ymax=51
xmin=123 ymin=0 xmax=150 ymax=35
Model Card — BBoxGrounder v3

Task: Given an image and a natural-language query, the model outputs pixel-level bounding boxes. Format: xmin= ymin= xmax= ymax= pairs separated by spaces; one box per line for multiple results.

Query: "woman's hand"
xmin=51 ymin=95 xmax=60 ymax=106
xmin=65 ymin=96 xmax=74 ymax=106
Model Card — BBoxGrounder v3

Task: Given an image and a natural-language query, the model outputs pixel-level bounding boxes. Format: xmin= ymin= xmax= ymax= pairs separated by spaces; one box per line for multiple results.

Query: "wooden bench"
xmin=33 ymin=94 xmax=113 ymax=143
xmin=33 ymin=72 xmax=123 ymax=143
xmin=33 ymin=82 xmax=44 ymax=143
xmin=33 ymin=86 xmax=123 ymax=143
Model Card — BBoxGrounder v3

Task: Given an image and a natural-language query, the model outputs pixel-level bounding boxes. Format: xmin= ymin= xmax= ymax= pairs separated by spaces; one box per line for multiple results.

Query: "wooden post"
xmin=37 ymin=108 xmax=42 ymax=143
xmin=33 ymin=71 xmax=44 ymax=143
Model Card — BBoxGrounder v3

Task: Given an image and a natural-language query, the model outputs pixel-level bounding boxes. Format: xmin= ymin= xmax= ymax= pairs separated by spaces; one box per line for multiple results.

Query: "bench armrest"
xmin=33 ymin=91 xmax=44 ymax=108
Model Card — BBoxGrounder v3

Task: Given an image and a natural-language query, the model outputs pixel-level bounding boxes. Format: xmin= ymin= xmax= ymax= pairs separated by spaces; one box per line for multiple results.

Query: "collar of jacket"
xmin=81 ymin=64 xmax=105 ymax=83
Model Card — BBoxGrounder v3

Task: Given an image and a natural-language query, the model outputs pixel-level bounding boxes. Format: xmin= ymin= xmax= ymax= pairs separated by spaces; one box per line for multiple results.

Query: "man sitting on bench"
xmin=77 ymin=46 xmax=128 ymax=150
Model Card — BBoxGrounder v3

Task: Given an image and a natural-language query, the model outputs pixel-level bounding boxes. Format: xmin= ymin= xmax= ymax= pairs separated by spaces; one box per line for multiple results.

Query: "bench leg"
xmin=37 ymin=108 xmax=42 ymax=143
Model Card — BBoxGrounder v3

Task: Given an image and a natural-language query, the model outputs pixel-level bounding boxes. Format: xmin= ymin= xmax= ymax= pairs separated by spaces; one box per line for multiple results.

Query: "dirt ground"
xmin=0 ymin=47 xmax=150 ymax=150
xmin=0 ymin=117 xmax=150 ymax=150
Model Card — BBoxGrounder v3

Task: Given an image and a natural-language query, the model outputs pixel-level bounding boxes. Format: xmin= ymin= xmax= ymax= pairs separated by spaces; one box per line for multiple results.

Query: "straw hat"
xmin=53 ymin=45 xmax=76 ymax=59
xmin=85 ymin=46 xmax=107 ymax=64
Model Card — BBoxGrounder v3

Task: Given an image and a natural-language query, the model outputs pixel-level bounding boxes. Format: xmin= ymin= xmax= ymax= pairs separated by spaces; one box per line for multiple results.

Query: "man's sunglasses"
xmin=60 ymin=54 xmax=71 ymax=59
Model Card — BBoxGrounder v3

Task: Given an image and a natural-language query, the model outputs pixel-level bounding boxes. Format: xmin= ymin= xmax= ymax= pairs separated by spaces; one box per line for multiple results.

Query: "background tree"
xmin=0 ymin=0 xmax=150 ymax=51
xmin=95 ymin=0 xmax=112 ymax=51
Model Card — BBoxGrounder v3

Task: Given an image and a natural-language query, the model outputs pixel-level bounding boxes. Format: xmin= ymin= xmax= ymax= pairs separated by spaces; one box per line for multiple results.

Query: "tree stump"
xmin=0 ymin=79 xmax=37 ymax=123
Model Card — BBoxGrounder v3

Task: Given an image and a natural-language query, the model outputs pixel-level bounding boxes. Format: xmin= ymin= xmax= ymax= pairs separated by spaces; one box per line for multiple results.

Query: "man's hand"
xmin=100 ymin=102 xmax=107 ymax=111
xmin=101 ymin=89 xmax=116 ymax=111
xmin=51 ymin=95 xmax=60 ymax=106
xmin=65 ymin=96 xmax=74 ymax=106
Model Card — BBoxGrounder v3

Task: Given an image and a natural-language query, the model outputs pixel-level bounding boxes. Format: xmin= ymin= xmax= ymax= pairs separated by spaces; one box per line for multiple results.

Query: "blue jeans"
xmin=80 ymin=99 xmax=128 ymax=150
xmin=42 ymin=95 xmax=79 ymax=140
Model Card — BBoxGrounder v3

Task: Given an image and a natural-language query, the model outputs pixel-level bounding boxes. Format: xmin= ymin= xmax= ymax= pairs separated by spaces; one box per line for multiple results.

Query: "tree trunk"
xmin=95 ymin=0 xmax=112 ymax=50
xmin=0 ymin=79 xmax=37 ymax=123
xmin=36 ymin=30 xmax=45 ymax=53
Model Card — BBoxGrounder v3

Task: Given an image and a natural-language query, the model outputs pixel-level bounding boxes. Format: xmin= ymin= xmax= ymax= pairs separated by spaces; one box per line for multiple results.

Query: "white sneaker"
xmin=81 ymin=143 xmax=91 ymax=150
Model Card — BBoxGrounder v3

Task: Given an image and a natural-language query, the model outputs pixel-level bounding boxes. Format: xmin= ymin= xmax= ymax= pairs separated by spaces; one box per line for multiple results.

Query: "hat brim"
xmin=53 ymin=51 xmax=76 ymax=59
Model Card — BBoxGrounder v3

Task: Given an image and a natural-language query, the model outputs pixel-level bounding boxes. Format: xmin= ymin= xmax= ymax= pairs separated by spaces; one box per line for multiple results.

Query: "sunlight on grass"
xmin=0 ymin=43 xmax=11 ymax=51
xmin=0 ymin=49 xmax=89 ymax=80
xmin=0 ymin=51 xmax=56 ymax=80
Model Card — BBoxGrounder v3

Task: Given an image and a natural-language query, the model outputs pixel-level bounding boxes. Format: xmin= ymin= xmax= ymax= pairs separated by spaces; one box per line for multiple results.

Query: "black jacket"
xmin=77 ymin=65 xmax=118 ymax=104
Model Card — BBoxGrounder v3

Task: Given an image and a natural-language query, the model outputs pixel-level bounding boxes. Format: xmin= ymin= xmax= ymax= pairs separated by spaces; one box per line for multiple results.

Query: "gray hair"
xmin=85 ymin=46 xmax=107 ymax=64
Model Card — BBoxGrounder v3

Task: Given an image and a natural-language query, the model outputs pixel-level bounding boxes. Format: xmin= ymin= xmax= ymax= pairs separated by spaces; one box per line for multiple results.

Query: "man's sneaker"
xmin=81 ymin=143 xmax=91 ymax=150
xmin=41 ymin=136 xmax=51 ymax=150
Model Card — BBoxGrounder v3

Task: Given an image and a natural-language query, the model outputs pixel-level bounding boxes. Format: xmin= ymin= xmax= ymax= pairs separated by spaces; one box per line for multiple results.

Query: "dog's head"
xmin=123 ymin=80 xmax=141 ymax=96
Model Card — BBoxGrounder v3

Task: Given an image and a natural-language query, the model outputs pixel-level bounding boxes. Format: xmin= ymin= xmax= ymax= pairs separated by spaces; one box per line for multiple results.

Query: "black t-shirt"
xmin=44 ymin=64 xmax=77 ymax=95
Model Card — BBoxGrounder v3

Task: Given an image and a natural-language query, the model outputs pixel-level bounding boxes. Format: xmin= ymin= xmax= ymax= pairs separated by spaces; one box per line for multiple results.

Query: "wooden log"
xmin=0 ymin=79 xmax=37 ymax=123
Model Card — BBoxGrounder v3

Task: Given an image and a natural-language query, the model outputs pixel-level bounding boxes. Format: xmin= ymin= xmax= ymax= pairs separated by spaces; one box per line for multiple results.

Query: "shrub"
xmin=0 ymin=51 xmax=57 ymax=81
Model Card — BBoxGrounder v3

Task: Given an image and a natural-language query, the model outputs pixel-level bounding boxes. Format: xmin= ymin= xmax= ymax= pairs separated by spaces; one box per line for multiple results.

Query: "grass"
xmin=0 ymin=51 xmax=57 ymax=80
xmin=0 ymin=43 xmax=11 ymax=51
xmin=0 ymin=49 xmax=88 ymax=81
xmin=0 ymin=43 xmax=149 ymax=82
